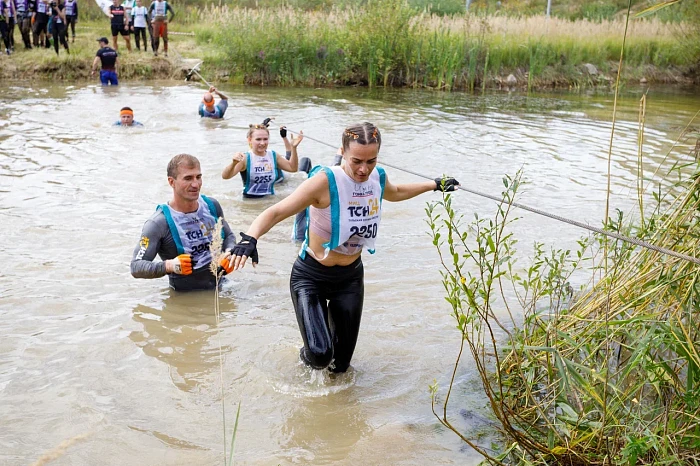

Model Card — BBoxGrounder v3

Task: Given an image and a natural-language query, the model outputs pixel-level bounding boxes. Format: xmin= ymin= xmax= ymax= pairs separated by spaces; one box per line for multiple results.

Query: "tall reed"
xmin=208 ymin=220 xmax=241 ymax=466
xmin=196 ymin=2 xmax=689 ymax=89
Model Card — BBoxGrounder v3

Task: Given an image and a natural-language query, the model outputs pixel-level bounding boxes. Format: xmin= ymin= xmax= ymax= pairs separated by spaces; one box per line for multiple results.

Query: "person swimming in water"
xmin=114 ymin=106 xmax=144 ymax=126
xmin=199 ymin=86 xmax=228 ymax=119
xmin=228 ymin=122 xmax=460 ymax=372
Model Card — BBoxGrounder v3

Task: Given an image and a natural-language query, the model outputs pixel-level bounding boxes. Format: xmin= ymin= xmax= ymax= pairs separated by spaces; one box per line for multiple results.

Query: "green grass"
xmin=4 ymin=0 xmax=697 ymax=89
xmin=194 ymin=1 xmax=693 ymax=89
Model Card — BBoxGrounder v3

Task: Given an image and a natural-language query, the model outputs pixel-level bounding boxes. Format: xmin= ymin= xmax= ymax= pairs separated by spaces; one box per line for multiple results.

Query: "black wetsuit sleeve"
xmin=130 ymin=214 xmax=170 ymax=279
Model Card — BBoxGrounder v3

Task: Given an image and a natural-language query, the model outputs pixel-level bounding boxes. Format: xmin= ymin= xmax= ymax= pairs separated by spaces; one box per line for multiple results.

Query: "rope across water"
xmin=272 ymin=123 xmax=700 ymax=266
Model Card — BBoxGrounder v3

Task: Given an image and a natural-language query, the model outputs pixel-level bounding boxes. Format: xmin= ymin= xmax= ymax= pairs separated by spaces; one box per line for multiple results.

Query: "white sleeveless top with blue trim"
xmin=244 ymin=150 xmax=278 ymax=196
xmin=300 ymin=165 xmax=386 ymax=260
xmin=157 ymin=195 xmax=218 ymax=270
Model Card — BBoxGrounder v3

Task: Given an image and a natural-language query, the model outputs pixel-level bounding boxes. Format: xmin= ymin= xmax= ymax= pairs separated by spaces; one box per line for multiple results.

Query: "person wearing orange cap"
xmin=198 ymin=86 xmax=228 ymax=119
xmin=114 ymin=106 xmax=143 ymax=127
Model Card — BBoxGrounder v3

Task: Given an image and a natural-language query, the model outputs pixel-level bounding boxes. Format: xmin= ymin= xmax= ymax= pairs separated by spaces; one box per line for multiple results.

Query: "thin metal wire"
xmin=274 ymin=124 xmax=700 ymax=266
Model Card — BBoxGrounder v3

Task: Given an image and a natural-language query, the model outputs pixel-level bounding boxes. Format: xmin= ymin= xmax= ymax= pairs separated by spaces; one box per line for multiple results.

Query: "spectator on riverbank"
xmin=114 ymin=107 xmax=144 ymax=126
xmin=122 ymin=0 xmax=135 ymax=35
xmin=64 ymin=0 xmax=76 ymax=42
xmin=131 ymin=0 xmax=149 ymax=51
xmin=7 ymin=0 xmax=15 ymax=51
xmin=14 ymin=0 xmax=33 ymax=49
xmin=148 ymin=0 xmax=173 ymax=57
xmin=0 ymin=0 xmax=12 ymax=54
xmin=50 ymin=0 xmax=69 ymax=55
xmin=32 ymin=0 xmax=49 ymax=48
xmin=91 ymin=37 xmax=119 ymax=85
xmin=109 ymin=0 xmax=130 ymax=51
xmin=199 ymin=86 xmax=228 ymax=119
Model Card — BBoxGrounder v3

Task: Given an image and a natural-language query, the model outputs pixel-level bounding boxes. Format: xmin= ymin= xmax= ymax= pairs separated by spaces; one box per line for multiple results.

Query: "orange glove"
xmin=170 ymin=254 xmax=193 ymax=275
xmin=219 ymin=254 xmax=234 ymax=275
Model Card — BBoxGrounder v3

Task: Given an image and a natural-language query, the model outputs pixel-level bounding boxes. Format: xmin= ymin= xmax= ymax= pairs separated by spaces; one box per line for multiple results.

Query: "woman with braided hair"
xmin=229 ymin=122 xmax=460 ymax=373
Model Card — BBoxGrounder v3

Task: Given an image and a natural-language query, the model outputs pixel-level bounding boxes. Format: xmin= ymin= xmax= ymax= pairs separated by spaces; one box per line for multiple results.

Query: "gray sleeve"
xmin=130 ymin=214 xmax=171 ymax=279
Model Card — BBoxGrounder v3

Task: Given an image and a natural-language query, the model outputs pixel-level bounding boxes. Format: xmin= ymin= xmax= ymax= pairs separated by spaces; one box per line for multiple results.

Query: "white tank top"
xmin=302 ymin=165 xmax=385 ymax=259
xmin=132 ymin=5 xmax=148 ymax=27
xmin=166 ymin=197 xmax=217 ymax=270
xmin=152 ymin=0 xmax=167 ymax=18
xmin=243 ymin=150 xmax=278 ymax=196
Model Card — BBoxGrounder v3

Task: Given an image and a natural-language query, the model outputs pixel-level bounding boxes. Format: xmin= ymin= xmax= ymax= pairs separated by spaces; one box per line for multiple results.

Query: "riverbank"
xmin=1 ymin=11 xmax=697 ymax=89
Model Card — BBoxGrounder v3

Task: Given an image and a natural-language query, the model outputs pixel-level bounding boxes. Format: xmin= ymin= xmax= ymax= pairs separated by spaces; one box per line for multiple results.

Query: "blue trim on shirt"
xmin=298 ymin=165 xmax=324 ymax=259
xmin=242 ymin=152 xmax=252 ymax=195
xmin=157 ymin=204 xmax=185 ymax=255
xmin=200 ymin=194 xmax=225 ymax=239
xmin=323 ymin=166 xmax=340 ymax=251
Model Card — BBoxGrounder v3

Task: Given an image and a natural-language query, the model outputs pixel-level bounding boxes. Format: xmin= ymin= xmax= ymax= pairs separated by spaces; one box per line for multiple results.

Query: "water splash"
xmin=272 ymin=362 xmax=356 ymax=398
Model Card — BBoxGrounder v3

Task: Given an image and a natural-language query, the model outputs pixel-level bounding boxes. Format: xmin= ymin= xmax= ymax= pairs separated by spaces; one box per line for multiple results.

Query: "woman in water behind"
xmin=221 ymin=123 xmax=309 ymax=198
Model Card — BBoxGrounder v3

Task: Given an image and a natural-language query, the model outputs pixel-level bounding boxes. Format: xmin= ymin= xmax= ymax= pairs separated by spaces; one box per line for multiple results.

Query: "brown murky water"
xmin=1 ymin=83 xmax=698 ymax=465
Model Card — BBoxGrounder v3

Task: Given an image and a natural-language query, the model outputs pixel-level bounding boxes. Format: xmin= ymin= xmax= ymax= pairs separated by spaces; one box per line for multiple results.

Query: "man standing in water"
xmin=131 ymin=154 xmax=238 ymax=291
xmin=199 ymin=86 xmax=229 ymax=119
xmin=91 ymin=37 xmax=119 ymax=85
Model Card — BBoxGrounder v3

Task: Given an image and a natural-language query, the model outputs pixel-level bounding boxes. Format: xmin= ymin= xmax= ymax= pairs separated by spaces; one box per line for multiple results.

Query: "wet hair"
xmin=120 ymin=106 xmax=133 ymax=112
xmin=247 ymin=124 xmax=270 ymax=139
xmin=167 ymin=154 xmax=200 ymax=178
xmin=342 ymin=122 xmax=381 ymax=151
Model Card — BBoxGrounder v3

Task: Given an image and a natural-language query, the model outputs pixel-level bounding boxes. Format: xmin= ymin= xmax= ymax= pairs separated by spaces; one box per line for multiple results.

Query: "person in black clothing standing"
xmin=108 ymin=0 xmax=130 ymax=51
xmin=63 ymin=0 xmax=76 ymax=42
xmin=14 ymin=0 xmax=32 ymax=49
xmin=49 ymin=0 xmax=68 ymax=54
xmin=0 ymin=0 xmax=11 ymax=55
xmin=32 ymin=0 xmax=49 ymax=47
xmin=91 ymin=37 xmax=119 ymax=85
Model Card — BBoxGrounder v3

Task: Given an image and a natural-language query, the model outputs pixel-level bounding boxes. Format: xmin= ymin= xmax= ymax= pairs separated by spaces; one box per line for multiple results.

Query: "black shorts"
xmin=34 ymin=18 xmax=48 ymax=34
xmin=111 ymin=23 xmax=128 ymax=36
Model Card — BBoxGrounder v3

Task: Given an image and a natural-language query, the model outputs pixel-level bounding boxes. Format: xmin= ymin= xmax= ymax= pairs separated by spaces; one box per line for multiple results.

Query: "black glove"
xmin=261 ymin=117 xmax=272 ymax=128
xmin=279 ymin=126 xmax=287 ymax=138
xmin=434 ymin=177 xmax=460 ymax=192
xmin=232 ymin=232 xmax=259 ymax=265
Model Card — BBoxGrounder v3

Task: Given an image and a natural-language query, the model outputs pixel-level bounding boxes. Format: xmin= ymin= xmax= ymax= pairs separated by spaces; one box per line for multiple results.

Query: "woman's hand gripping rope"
xmin=434 ymin=176 xmax=460 ymax=192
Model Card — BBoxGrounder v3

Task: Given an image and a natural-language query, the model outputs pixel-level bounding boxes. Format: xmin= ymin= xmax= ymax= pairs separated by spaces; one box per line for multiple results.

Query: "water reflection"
xmin=130 ymin=290 xmax=236 ymax=392
xmin=279 ymin=383 xmax=370 ymax=464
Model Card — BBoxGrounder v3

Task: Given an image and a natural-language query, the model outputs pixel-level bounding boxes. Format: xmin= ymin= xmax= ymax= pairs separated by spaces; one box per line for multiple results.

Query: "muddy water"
xmin=0 ymin=83 xmax=697 ymax=465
